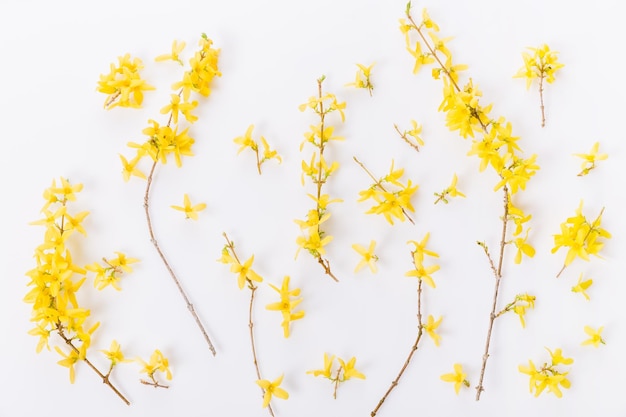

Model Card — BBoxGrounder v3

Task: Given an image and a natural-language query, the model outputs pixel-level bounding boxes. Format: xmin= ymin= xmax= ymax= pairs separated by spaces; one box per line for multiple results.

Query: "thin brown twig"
xmin=371 ymin=268 xmax=424 ymax=416
xmin=57 ymin=326 xmax=130 ymax=405
xmin=475 ymin=187 xmax=509 ymax=400
xmin=353 ymin=156 xmax=415 ymax=225
xmin=144 ymin=158 xmax=217 ymax=356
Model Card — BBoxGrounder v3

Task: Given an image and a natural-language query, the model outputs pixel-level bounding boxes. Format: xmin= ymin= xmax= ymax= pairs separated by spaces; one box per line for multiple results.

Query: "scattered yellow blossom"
xmin=101 ymin=340 xmax=131 ymax=367
xmin=574 ymin=142 xmax=607 ymax=176
xmin=55 ymin=346 xmax=80 ymax=383
xmin=571 ymin=274 xmax=593 ymax=300
xmin=256 ymin=374 xmax=289 ymax=408
xmin=155 ymin=40 xmax=186 ymax=64
xmin=170 ymin=193 xmax=206 ymax=220
xmin=233 ymin=124 xmax=281 ymax=174
xmin=230 ymin=255 xmax=263 ymax=290
xmin=119 ymin=154 xmax=147 ymax=182
xmin=512 ymin=229 xmax=535 ymax=264
xmin=440 ymin=364 xmax=469 ymax=394
xmin=352 ymin=240 xmax=378 ymax=273
xmin=346 ymin=62 xmax=375 ymax=96
xmin=434 ymin=173 xmax=466 ymax=204
xmin=137 ymin=349 xmax=172 ymax=388
xmin=581 ymin=326 xmax=605 ymax=348
xmin=423 ymin=314 xmax=443 ymax=346
xmin=308 ymin=354 xmax=365 ymax=398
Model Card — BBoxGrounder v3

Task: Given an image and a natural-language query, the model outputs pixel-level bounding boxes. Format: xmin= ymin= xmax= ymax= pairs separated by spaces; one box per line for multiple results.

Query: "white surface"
xmin=1 ymin=0 xmax=625 ymax=416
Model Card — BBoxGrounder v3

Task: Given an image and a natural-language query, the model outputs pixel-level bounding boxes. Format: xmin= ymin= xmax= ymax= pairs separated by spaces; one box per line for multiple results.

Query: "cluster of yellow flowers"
xmin=26 ymin=179 xmax=98 ymax=362
xmin=513 ymin=44 xmax=564 ymax=127
xmin=307 ymin=353 xmax=365 ymax=399
xmin=137 ymin=349 xmax=173 ymax=389
xmin=108 ymin=34 xmax=220 ymax=180
xmin=402 ymin=8 xmax=540 ymax=199
xmin=266 ymin=276 xmax=305 ymax=338
xmin=295 ymin=76 xmax=345 ymax=281
xmin=552 ymin=200 xmax=610 ymax=277
xmin=26 ymin=178 xmax=137 ymax=403
xmin=574 ymin=142 xmax=608 ymax=177
xmin=519 ymin=348 xmax=572 ymax=398
xmin=86 ymin=252 xmax=138 ymax=291
xmin=356 ymin=159 xmax=418 ymax=225
xmin=233 ymin=124 xmax=282 ymax=174
xmin=97 ymin=54 xmax=155 ymax=109
xmin=405 ymin=233 xmax=440 ymax=288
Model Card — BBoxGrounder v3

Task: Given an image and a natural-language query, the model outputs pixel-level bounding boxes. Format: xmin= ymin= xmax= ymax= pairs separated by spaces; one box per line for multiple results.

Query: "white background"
xmin=1 ymin=0 xmax=625 ymax=416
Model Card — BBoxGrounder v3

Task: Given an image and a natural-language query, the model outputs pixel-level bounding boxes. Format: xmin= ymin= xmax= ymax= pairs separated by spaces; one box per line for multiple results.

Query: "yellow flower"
xmin=405 ymin=263 xmax=440 ymax=288
xmin=511 ymin=293 xmax=536 ymax=328
xmin=546 ymin=347 xmax=573 ymax=366
xmin=101 ymin=340 xmax=130 ymax=366
xmin=137 ymin=349 xmax=172 ymax=382
xmin=581 ymin=326 xmax=605 ymax=348
xmin=170 ymin=193 xmax=206 ymax=220
xmin=260 ymin=136 xmax=282 ymax=164
xmin=407 ymin=41 xmax=435 ymax=75
xmin=512 ymin=229 xmax=535 ymax=264
xmin=230 ymin=255 xmax=263 ymax=290
xmin=160 ymin=94 xmax=198 ymax=124
xmin=440 ymin=363 xmax=469 ymax=394
xmin=256 ymin=374 xmax=289 ymax=408
xmin=407 ymin=233 xmax=440 ymax=264
xmin=574 ymin=141 xmax=608 ymax=176
xmin=120 ymin=154 xmax=146 ymax=182
xmin=55 ymin=346 xmax=80 ymax=383
xmin=234 ymin=124 xmax=257 ymax=155
xmin=307 ymin=353 xmax=335 ymax=378
xmin=571 ymin=274 xmax=593 ymax=300
xmin=155 ymin=40 xmax=186 ymax=64
xmin=346 ymin=62 xmax=375 ymax=95
xmin=434 ymin=173 xmax=466 ymax=204
xmin=109 ymin=252 xmax=139 ymax=273
xmin=423 ymin=314 xmax=443 ymax=346
xmin=295 ymin=232 xmax=333 ymax=259
xmin=338 ymin=357 xmax=366 ymax=380
xmin=352 ymin=240 xmax=378 ymax=273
